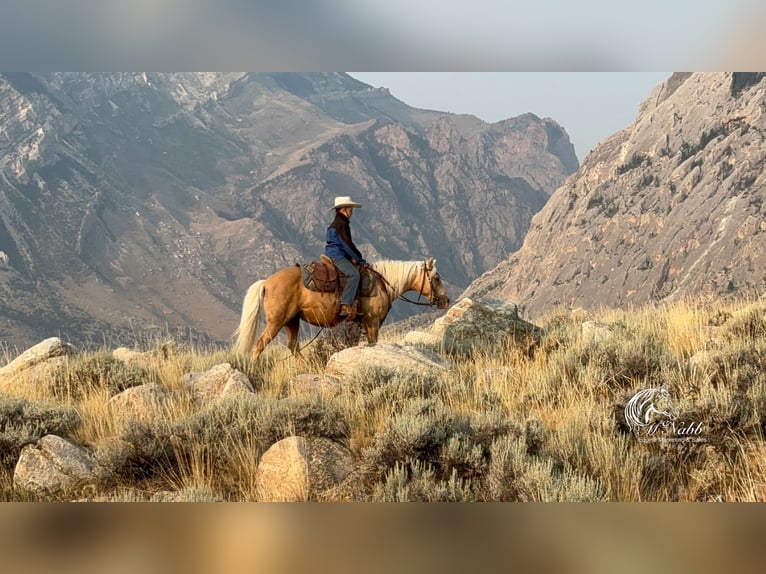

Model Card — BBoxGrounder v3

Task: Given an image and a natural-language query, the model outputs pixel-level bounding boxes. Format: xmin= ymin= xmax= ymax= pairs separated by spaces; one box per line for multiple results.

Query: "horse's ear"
xmin=427 ymin=257 xmax=435 ymax=269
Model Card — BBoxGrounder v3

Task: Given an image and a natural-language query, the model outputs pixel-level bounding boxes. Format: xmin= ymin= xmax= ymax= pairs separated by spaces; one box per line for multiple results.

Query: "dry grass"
xmin=3 ymin=297 xmax=766 ymax=501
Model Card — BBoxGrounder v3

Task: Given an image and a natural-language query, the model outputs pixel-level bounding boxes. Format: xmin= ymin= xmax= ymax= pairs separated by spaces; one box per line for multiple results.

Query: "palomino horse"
xmin=233 ymin=258 xmax=450 ymax=361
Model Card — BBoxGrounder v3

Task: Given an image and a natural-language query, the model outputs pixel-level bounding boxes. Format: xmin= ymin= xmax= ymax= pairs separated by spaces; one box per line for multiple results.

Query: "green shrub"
xmin=372 ymin=459 xmax=475 ymax=502
xmin=0 ymin=397 xmax=80 ymax=469
xmin=175 ymin=393 xmax=348 ymax=448
xmin=360 ymin=398 xmax=519 ymax=495
xmin=703 ymin=343 xmax=766 ymax=392
xmin=102 ymin=392 xmax=350 ymax=494
xmin=578 ymin=330 xmax=671 ymax=390
xmin=638 ymin=440 xmax=725 ymax=502
xmin=95 ymin=486 xmax=223 ymax=502
xmin=102 ymin=419 xmax=177 ymax=483
xmin=480 ymin=435 xmax=605 ymax=502
xmin=173 ymin=394 xmax=348 ymax=489
xmin=347 ymin=365 xmax=445 ymax=412
xmin=616 ymin=152 xmax=650 ymax=174
xmin=538 ymin=312 xmax=582 ymax=354
xmin=49 ymin=352 xmax=150 ymax=399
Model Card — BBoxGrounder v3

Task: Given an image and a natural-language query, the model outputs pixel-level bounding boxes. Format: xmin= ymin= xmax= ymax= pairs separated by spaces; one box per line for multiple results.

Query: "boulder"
xmin=325 ymin=343 xmax=450 ymax=379
xmin=0 ymin=357 xmax=69 ymax=392
xmin=255 ymin=436 xmax=355 ymax=502
xmin=433 ymin=297 xmax=543 ymax=356
xmin=182 ymin=363 xmax=255 ymax=403
xmin=0 ymin=337 xmax=75 ymax=377
xmin=108 ymin=383 xmax=169 ymax=423
xmin=14 ymin=435 xmax=105 ymax=497
xmin=112 ymin=347 xmax=145 ymax=365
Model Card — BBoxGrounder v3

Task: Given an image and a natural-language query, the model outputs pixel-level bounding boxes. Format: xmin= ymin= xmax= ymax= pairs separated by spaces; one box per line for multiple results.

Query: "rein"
xmin=399 ymin=262 xmax=432 ymax=305
xmin=274 ymin=327 xmax=325 ymax=361
xmin=398 ymin=293 xmax=434 ymax=306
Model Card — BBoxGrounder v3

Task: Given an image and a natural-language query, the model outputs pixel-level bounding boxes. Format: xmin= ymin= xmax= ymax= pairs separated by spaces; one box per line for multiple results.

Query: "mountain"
xmin=0 ymin=72 xmax=577 ymax=348
xmin=465 ymin=72 xmax=766 ymax=317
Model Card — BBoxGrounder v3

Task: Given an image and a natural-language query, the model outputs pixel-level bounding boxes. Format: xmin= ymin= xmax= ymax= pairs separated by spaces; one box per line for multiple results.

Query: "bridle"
xmin=370 ymin=260 xmax=442 ymax=307
xmin=401 ymin=261 xmax=442 ymax=306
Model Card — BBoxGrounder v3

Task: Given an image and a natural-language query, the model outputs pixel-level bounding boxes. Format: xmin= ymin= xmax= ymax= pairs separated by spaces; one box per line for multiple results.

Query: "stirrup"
xmin=339 ymin=303 xmax=357 ymax=321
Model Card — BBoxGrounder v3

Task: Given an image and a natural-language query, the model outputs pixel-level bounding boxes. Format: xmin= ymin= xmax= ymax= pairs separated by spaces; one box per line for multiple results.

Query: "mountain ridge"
xmin=0 ymin=72 xmax=577 ymax=348
xmin=465 ymin=72 xmax=766 ymax=317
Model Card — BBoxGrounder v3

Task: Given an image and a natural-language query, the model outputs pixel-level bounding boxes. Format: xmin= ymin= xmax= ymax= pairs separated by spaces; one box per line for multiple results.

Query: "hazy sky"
xmin=0 ymin=0 xmax=766 ymax=72
xmin=350 ymin=73 xmax=671 ymax=161
xmin=1 ymin=1 xmax=763 ymax=70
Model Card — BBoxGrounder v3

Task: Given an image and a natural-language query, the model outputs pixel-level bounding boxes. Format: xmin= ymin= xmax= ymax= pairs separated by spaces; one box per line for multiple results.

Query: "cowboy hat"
xmin=329 ymin=196 xmax=363 ymax=210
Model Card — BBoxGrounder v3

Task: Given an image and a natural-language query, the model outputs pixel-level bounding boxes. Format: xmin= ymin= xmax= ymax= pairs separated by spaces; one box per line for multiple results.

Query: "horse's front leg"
xmin=364 ymin=318 xmax=381 ymax=345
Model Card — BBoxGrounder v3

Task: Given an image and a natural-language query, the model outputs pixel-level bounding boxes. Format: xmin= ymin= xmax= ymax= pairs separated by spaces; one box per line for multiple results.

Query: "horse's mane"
xmin=371 ymin=260 xmax=425 ymax=298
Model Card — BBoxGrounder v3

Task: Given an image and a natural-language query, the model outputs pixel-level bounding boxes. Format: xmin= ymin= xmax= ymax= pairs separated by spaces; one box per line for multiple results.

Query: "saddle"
xmin=301 ymin=255 xmax=377 ymax=297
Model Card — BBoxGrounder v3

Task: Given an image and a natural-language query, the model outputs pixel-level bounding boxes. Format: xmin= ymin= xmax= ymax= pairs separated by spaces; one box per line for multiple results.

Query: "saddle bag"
xmin=302 ymin=260 xmax=341 ymax=293
xmin=301 ymin=257 xmax=377 ymax=296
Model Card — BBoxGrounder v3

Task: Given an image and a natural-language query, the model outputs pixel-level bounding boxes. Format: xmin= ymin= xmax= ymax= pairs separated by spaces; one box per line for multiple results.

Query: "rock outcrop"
xmin=0 ymin=337 xmax=74 ymax=378
xmin=289 ymin=374 xmax=344 ymax=397
xmin=404 ymin=297 xmax=544 ymax=356
xmin=325 ymin=342 xmax=450 ymax=379
xmin=466 ymin=73 xmax=766 ymax=317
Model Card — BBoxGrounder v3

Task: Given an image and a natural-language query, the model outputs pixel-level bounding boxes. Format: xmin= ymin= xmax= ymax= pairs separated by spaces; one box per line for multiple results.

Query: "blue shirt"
xmin=325 ymin=212 xmax=365 ymax=263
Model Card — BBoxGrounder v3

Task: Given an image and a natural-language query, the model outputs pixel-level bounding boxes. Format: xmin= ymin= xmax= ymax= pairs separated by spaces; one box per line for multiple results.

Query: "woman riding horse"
xmin=325 ymin=196 xmax=366 ymax=321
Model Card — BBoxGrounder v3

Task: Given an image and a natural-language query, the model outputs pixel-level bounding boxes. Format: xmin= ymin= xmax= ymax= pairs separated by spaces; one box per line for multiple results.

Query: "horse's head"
xmin=422 ymin=258 xmax=450 ymax=309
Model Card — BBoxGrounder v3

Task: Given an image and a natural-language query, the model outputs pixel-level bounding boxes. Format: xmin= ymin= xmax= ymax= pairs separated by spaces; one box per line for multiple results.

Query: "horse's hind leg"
xmin=252 ymin=322 xmax=282 ymax=362
xmin=285 ymin=316 xmax=305 ymax=361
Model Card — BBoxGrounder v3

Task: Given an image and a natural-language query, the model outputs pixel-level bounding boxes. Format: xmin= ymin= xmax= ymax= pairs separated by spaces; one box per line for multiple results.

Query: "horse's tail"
xmin=233 ymin=280 xmax=266 ymax=356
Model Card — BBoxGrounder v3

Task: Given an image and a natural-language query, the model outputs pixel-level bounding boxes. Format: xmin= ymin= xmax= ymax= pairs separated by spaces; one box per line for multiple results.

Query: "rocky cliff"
xmin=0 ymin=72 xmax=577 ymax=348
xmin=466 ymin=72 xmax=766 ymax=317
